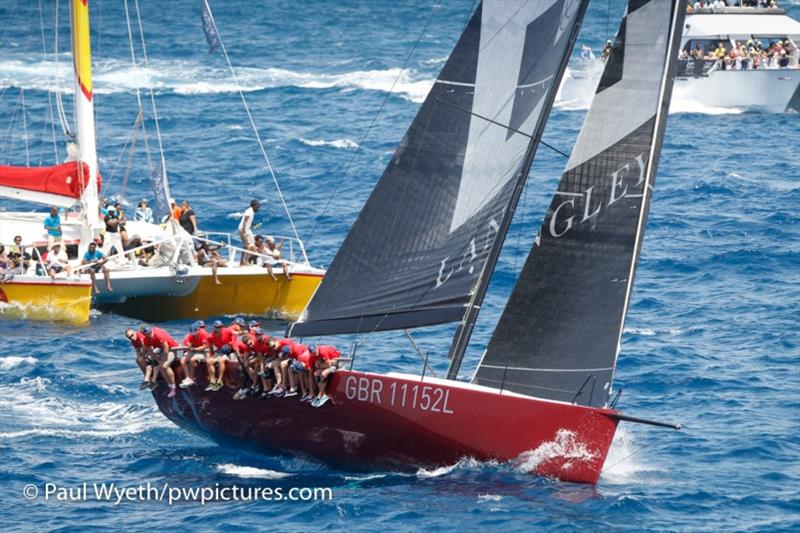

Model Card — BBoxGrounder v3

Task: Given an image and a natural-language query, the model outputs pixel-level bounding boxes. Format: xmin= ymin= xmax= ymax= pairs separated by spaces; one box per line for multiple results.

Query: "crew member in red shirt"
xmin=231 ymin=334 xmax=257 ymax=400
xmin=179 ymin=321 xmax=211 ymax=389
xmin=250 ymin=328 xmax=275 ymax=396
xmin=206 ymin=320 xmax=235 ymax=392
xmin=267 ymin=338 xmax=295 ymax=397
xmin=142 ymin=324 xmax=179 ymax=398
xmin=284 ymin=342 xmax=309 ymax=399
xmin=126 ymin=328 xmax=157 ymax=391
xmin=312 ymin=345 xmax=341 ymax=407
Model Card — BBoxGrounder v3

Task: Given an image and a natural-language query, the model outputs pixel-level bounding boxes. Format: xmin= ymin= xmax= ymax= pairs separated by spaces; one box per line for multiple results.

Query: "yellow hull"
xmin=98 ymin=270 xmax=323 ymax=322
xmin=0 ymin=278 xmax=92 ymax=325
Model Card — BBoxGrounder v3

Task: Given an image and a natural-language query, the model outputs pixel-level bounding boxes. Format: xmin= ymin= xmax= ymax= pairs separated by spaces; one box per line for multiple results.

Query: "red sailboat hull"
xmin=152 ymin=366 xmax=619 ymax=484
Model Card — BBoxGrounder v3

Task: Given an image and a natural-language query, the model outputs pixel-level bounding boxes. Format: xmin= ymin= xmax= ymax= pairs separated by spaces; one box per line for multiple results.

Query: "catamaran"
xmin=0 ymin=0 xmax=324 ymax=322
xmin=150 ymin=0 xmax=686 ymax=484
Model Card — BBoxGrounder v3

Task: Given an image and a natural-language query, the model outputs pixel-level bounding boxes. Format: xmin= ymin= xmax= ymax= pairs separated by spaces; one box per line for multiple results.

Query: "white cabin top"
xmin=683 ymin=10 xmax=800 ymax=42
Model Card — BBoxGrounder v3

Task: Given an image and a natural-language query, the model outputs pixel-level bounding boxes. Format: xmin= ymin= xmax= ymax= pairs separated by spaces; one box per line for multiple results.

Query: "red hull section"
xmin=153 ymin=366 xmax=619 ymax=484
xmin=0 ymin=161 xmax=101 ymax=199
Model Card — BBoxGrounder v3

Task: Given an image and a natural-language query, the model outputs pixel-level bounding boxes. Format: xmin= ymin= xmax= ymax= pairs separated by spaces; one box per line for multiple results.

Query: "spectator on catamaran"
xmin=312 ymin=344 xmax=342 ymax=407
xmin=206 ymin=319 xmax=234 ymax=391
xmin=9 ymin=235 xmax=24 ymax=257
xmin=170 ymin=198 xmax=182 ymax=221
xmin=81 ymin=241 xmax=113 ymax=294
xmin=238 ymin=199 xmax=260 ymax=266
xmin=179 ymin=321 xmax=212 ymax=389
xmin=263 ymin=236 xmax=291 ymax=280
xmin=45 ymin=242 xmax=71 ymax=279
xmin=43 ymin=206 xmax=62 ymax=251
xmin=178 ymin=199 xmax=198 ymax=235
xmin=141 ymin=324 xmax=179 ymax=398
xmin=126 ymin=328 xmax=156 ymax=391
xmin=134 ymin=198 xmax=153 ymax=223
xmin=0 ymin=252 xmax=31 ymax=283
xmin=195 ymin=239 xmax=225 ymax=285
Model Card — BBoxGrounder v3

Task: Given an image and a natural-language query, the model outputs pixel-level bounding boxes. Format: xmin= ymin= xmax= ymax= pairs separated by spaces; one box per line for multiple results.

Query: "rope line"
xmin=202 ymin=0 xmax=308 ymax=263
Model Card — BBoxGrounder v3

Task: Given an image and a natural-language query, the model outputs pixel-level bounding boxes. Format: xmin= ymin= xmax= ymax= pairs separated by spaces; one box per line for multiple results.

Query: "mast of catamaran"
xmin=69 ymin=0 xmax=100 ymax=227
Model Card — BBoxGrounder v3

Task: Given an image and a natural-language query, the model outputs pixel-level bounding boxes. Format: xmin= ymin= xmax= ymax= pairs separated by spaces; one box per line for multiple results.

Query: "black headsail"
xmin=291 ymin=0 xmax=589 ymax=338
xmin=473 ymin=0 xmax=687 ymax=406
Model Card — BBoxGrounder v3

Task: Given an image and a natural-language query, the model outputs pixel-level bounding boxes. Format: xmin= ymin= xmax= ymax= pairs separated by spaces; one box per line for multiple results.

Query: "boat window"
xmin=683 ymin=38 xmax=728 ymax=55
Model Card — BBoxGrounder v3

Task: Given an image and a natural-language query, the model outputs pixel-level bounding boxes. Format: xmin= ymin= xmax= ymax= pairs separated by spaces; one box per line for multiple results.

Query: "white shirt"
xmin=238 ymin=206 xmax=255 ymax=234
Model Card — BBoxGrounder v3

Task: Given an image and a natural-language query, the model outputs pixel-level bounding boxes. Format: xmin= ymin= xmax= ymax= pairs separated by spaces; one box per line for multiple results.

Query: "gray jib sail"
xmin=473 ymin=0 xmax=686 ymax=407
xmin=291 ymin=0 xmax=587 ymax=337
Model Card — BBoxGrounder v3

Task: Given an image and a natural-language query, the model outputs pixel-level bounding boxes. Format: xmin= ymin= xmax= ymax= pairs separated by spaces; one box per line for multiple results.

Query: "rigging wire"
xmin=20 ymin=88 xmax=30 ymax=167
xmin=0 ymin=91 xmax=22 ymax=163
xmin=202 ymin=0 xmax=307 ymax=262
xmin=123 ymin=0 xmax=155 ymax=178
xmin=403 ymin=329 xmax=438 ymax=379
xmin=303 ymin=0 xmax=444 ymax=249
xmin=105 ymin=111 xmax=143 ymax=196
xmin=132 ymin=0 xmax=170 ymax=197
xmin=37 ymin=0 xmax=59 ymax=164
xmin=512 ymin=178 xmax=530 ymax=276
xmin=53 ymin=0 xmax=75 ymax=139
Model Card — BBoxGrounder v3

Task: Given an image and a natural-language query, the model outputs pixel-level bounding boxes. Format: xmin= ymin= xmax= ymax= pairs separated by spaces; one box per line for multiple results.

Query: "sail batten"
xmin=291 ymin=0 xmax=588 ymax=338
xmin=473 ymin=0 xmax=687 ymax=407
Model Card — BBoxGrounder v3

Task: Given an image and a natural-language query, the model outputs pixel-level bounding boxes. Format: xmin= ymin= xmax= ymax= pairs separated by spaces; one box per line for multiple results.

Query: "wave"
xmin=416 ymin=457 xmax=483 ymax=478
xmin=0 ymin=355 xmax=37 ymax=372
xmin=512 ymin=429 xmax=596 ymax=474
xmin=216 ymin=463 xmax=292 ymax=479
xmin=600 ymin=427 xmax=667 ymax=484
xmin=0 ymin=57 xmax=434 ymax=102
xmin=0 ymin=377 xmax=168 ymax=440
xmin=299 ymin=138 xmax=359 ymax=149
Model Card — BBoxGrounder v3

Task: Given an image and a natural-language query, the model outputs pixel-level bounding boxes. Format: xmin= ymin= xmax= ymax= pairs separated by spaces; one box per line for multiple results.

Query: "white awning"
xmin=683 ymin=14 xmax=800 ymax=40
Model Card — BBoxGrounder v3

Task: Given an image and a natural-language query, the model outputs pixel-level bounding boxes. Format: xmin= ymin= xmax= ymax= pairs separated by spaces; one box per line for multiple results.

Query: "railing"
xmin=200 ymin=231 xmax=309 ymax=266
xmin=677 ymin=57 xmax=798 ymax=77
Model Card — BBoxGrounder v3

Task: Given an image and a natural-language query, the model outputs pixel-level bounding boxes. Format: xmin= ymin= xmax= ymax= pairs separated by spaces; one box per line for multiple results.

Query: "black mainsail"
xmin=291 ymin=0 xmax=589 ymax=337
xmin=473 ymin=0 xmax=686 ymax=406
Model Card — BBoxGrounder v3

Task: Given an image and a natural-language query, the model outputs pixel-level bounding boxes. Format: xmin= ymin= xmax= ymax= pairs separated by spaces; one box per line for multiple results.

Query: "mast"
xmin=69 ymin=0 xmax=99 ymax=226
xmin=445 ymin=0 xmax=589 ymax=380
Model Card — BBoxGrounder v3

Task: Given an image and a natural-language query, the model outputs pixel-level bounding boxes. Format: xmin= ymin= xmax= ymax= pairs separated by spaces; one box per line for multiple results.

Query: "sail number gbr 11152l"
xmin=342 ymin=376 xmax=455 ymax=414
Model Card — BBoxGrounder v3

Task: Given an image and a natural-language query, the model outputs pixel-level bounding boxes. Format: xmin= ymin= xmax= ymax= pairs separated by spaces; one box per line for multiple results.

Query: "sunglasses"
xmin=126 ymin=333 xmax=136 ymax=340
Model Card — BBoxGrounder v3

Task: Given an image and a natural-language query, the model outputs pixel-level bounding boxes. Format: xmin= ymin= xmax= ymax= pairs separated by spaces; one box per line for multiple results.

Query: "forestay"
xmin=473 ymin=0 xmax=686 ymax=407
xmin=291 ymin=0 xmax=586 ymax=337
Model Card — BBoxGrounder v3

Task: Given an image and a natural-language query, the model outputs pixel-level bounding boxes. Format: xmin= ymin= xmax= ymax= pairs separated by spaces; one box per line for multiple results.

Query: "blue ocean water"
xmin=1 ymin=0 xmax=799 ymax=530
